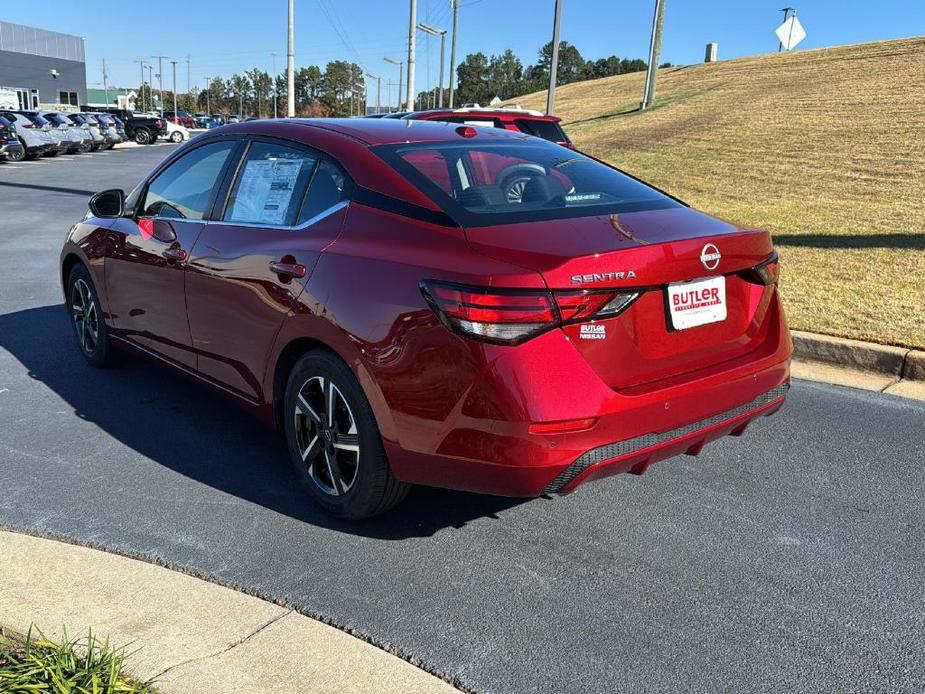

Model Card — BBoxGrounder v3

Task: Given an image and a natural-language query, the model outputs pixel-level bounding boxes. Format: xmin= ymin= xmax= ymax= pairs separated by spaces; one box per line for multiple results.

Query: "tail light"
xmin=21 ymin=122 xmax=36 ymax=129
xmin=154 ymin=119 xmax=163 ymax=128
xmin=421 ymin=280 xmax=641 ymax=346
xmin=739 ymin=252 xmax=780 ymax=286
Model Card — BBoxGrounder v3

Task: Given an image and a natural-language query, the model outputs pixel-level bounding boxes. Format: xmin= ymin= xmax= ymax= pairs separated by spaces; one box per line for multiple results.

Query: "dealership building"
xmin=0 ymin=21 xmax=87 ymax=110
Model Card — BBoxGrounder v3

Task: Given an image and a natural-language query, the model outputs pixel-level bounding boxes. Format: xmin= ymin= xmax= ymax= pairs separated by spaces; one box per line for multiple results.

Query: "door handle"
xmin=163 ymin=247 xmax=188 ymax=262
xmin=269 ymin=260 xmax=307 ymax=279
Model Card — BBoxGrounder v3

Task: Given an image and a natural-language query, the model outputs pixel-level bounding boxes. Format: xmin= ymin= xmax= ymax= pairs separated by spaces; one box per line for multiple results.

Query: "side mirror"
xmin=89 ymin=188 xmax=125 ymax=218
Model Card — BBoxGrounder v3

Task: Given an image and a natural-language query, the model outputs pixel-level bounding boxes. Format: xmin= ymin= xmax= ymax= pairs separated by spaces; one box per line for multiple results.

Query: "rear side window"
xmin=142 ymin=141 xmax=237 ymax=220
xmin=514 ymin=119 xmax=569 ymax=144
xmin=377 ymin=140 xmax=680 ymax=226
xmin=297 ymin=159 xmax=351 ymax=225
xmin=225 ymin=142 xmax=317 ymax=226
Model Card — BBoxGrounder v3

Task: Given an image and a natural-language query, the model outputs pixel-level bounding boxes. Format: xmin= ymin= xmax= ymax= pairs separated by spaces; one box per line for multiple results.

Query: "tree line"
xmin=132 ymin=40 xmax=659 ymax=117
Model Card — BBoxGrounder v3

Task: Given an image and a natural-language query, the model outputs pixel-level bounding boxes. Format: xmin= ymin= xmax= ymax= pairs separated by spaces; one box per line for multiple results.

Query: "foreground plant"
xmin=0 ymin=626 xmax=156 ymax=693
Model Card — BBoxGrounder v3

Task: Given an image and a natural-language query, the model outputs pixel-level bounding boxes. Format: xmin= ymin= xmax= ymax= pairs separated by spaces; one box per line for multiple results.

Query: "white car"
xmin=161 ymin=119 xmax=190 ymax=143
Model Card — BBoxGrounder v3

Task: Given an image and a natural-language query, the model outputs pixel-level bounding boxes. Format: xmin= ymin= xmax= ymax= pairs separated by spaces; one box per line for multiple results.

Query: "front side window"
xmin=376 ymin=140 xmax=680 ymax=226
xmin=225 ymin=142 xmax=317 ymax=226
xmin=142 ymin=141 xmax=237 ymax=220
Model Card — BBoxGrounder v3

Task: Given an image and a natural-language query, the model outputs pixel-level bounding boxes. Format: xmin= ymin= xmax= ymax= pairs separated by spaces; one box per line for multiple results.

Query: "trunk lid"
xmin=464 ymin=207 xmax=780 ymax=390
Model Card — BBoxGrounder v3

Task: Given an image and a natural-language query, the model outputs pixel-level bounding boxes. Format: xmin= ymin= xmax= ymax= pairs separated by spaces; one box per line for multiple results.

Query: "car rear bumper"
xmin=0 ymin=141 xmax=24 ymax=158
xmin=386 ymin=295 xmax=792 ymax=497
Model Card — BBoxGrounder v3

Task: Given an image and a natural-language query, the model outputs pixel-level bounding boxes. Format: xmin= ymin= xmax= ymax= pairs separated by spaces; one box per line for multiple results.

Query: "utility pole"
xmin=418 ymin=23 xmax=446 ymax=108
xmin=640 ymin=0 xmax=667 ymax=110
xmin=134 ymin=61 xmax=145 ymax=111
xmin=406 ymin=0 xmax=417 ymax=112
xmin=152 ymin=55 xmax=169 ymax=115
xmin=385 ymin=57 xmax=403 ymax=110
xmin=778 ymin=7 xmax=795 ymax=52
xmin=171 ymin=60 xmax=178 ymax=118
xmin=448 ymin=0 xmax=459 ymax=107
xmin=271 ymin=52 xmax=278 ymax=118
xmin=366 ymin=74 xmax=381 ymax=114
xmin=546 ymin=0 xmax=564 ymax=116
xmin=102 ymin=58 xmax=109 ymax=106
xmin=287 ymin=0 xmax=295 ymax=117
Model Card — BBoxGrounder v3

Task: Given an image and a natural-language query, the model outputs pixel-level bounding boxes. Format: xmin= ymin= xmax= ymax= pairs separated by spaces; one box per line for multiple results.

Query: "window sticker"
xmin=230 ymin=157 xmax=307 ymax=225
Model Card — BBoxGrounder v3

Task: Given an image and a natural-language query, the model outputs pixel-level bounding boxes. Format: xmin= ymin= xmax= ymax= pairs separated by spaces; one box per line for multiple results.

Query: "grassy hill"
xmin=511 ymin=37 xmax=925 ymax=348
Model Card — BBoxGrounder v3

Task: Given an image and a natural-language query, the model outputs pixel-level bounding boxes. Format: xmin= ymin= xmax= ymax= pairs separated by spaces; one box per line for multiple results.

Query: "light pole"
xmin=546 ymin=0 xmax=564 ymax=116
xmin=640 ymin=0 xmax=667 ymax=110
xmin=152 ymin=55 xmax=169 ymax=115
xmin=134 ymin=60 xmax=145 ymax=111
xmin=287 ymin=0 xmax=295 ymax=117
xmin=406 ymin=0 xmax=417 ymax=112
xmin=272 ymin=52 xmax=278 ymax=118
xmin=448 ymin=0 xmax=459 ymax=107
xmin=171 ymin=60 xmax=178 ymax=117
xmin=417 ymin=23 xmax=446 ymax=108
xmin=385 ymin=57 xmax=403 ymax=110
xmin=366 ymin=73 xmax=381 ymax=114
xmin=145 ymin=64 xmax=154 ymax=111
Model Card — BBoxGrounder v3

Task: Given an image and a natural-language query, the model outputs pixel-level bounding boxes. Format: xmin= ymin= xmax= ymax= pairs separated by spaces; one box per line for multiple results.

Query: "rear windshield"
xmin=82 ymin=115 xmax=99 ymax=125
xmin=97 ymin=114 xmax=114 ymax=124
xmin=375 ymin=140 xmax=681 ymax=226
xmin=514 ymin=118 xmax=569 ymax=143
xmin=68 ymin=114 xmax=86 ymax=124
xmin=44 ymin=113 xmax=68 ymax=126
xmin=25 ymin=113 xmax=49 ymax=127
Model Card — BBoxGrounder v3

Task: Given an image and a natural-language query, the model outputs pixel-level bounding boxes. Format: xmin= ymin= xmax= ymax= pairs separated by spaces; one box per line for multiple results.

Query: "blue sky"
xmin=4 ymin=0 xmax=923 ymax=94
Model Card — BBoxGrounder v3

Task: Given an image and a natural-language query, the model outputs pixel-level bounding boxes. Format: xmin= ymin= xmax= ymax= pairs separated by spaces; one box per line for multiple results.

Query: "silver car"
xmin=0 ymin=110 xmax=55 ymax=159
xmin=71 ymin=113 xmax=105 ymax=151
xmin=41 ymin=111 xmax=93 ymax=153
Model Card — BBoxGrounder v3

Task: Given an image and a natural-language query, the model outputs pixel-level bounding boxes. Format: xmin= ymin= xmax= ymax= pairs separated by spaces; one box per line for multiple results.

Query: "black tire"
xmin=77 ymin=142 xmax=92 ymax=153
xmin=284 ymin=350 xmax=410 ymax=519
xmin=43 ymin=149 xmax=59 ymax=158
xmin=134 ymin=128 xmax=152 ymax=145
xmin=66 ymin=264 xmax=123 ymax=368
xmin=6 ymin=144 xmax=25 ymax=162
xmin=22 ymin=140 xmax=38 ymax=160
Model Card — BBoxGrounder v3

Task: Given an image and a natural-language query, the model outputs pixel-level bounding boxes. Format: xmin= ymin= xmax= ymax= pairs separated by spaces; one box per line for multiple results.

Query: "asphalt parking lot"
xmin=1 ymin=146 xmax=924 ymax=694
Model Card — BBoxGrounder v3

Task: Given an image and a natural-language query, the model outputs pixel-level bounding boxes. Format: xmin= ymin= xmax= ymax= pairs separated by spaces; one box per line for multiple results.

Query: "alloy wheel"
xmin=71 ymin=278 xmax=99 ymax=354
xmin=293 ymin=376 xmax=360 ymax=497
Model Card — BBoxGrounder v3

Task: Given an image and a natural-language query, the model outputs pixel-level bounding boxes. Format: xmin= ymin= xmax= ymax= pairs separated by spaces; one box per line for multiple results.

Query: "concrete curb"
xmin=0 ymin=530 xmax=461 ymax=694
xmin=790 ymin=330 xmax=925 ymax=400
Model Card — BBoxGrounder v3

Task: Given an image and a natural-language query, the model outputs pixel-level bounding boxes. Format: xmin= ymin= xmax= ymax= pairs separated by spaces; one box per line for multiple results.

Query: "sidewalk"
xmin=0 ymin=530 xmax=460 ymax=694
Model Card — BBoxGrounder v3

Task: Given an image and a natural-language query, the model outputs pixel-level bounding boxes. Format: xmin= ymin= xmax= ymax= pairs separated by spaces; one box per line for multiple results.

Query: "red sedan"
xmin=61 ymin=118 xmax=791 ymax=519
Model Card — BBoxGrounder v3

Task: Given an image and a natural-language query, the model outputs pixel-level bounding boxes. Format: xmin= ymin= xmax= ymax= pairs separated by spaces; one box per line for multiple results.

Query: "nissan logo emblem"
xmin=700 ymin=243 xmax=721 ymax=271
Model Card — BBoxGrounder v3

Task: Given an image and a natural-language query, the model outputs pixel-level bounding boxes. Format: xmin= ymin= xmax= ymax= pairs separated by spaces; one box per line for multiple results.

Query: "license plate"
xmin=667 ymin=276 xmax=727 ymax=330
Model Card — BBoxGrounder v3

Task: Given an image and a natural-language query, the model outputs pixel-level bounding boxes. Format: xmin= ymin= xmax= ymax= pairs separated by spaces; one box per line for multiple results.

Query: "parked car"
xmin=68 ymin=113 xmax=105 ymax=150
xmin=402 ymin=104 xmax=572 ymax=148
xmin=161 ymin=119 xmax=190 ymax=143
xmin=82 ymin=107 xmax=166 ymax=144
xmin=111 ymin=115 xmax=128 ymax=142
xmin=0 ymin=115 xmax=26 ymax=161
xmin=63 ymin=114 xmax=99 ymax=152
xmin=225 ymin=114 xmax=241 ymax=123
xmin=60 ymin=119 xmax=791 ymax=519
xmin=95 ymin=113 xmax=122 ymax=148
xmin=10 ymin=111 xmax=70 ymax=157
xmin=193 ymin=116 xmax=219 ymax=129
xmin=210 ymin=114 xmax=228 ymax=125
xmin=164 ymin=110 xmax=196 ymax=128
xmin=0 ymin=110 xmax=55 ymax=159
xmin=40 ymin=111 xmax=93 ymax=153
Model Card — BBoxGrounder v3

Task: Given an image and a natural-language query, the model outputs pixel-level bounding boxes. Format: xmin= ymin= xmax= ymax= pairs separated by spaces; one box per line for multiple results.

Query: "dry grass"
xmin=512 ymin=37 xmax=925 ymax=348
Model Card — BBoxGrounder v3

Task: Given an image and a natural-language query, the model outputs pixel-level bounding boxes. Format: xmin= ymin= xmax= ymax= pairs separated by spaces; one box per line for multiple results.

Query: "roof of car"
xmin=231 ymin=117 xmax=536 ymax=146
xmin=404 ymin=108 xmax=562 ymax=123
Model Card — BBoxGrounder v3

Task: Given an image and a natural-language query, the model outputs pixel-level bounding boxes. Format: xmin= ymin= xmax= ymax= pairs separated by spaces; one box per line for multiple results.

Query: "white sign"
xmin=667 ymin=276 xmax=727 ymax=331
xmin=776 ymin=16 xmax=807 ymax=51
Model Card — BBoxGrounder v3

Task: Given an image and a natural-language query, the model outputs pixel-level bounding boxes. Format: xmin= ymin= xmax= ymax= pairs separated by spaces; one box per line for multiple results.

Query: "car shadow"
xmin=773 ymin=232 xmax=925 ymax=250
xmin=0 ymin=304 xmax=526 ymax=540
